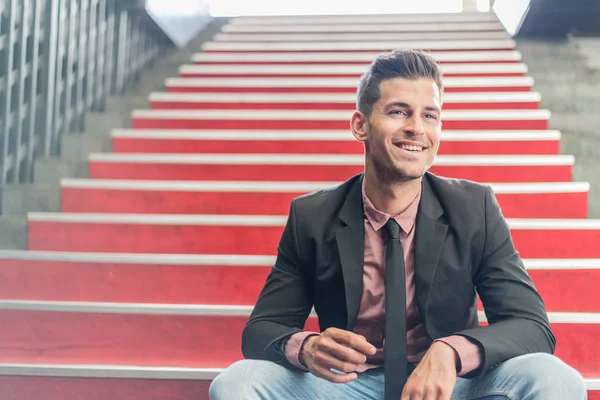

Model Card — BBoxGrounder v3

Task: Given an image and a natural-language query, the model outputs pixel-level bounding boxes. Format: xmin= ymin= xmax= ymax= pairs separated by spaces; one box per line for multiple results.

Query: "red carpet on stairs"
xmin=1 ymin=11 xmax=599 ymax=400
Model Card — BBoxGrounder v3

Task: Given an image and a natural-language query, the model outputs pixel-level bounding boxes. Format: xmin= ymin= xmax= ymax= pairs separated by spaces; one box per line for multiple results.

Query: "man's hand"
xmin=299 ymin=327 xmax=377 ymax=384
xmin=401 ymin=341 xmax=459 ymax=400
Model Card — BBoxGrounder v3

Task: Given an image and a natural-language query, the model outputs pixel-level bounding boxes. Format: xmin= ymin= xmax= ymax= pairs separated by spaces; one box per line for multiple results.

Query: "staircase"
xmin=1 ymin=11 xmax=599 ymax=400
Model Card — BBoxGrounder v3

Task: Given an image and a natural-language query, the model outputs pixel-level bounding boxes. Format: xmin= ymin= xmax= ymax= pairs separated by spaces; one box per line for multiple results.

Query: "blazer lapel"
xmin=334 ymin=175 xmax=365 ymax=331
xmin=414 ymin=175 xmax=448 ymax=326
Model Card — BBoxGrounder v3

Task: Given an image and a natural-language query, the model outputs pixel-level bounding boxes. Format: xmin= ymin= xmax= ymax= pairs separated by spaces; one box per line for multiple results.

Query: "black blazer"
xmin=242 ymin=172 xmax=555 ymax=377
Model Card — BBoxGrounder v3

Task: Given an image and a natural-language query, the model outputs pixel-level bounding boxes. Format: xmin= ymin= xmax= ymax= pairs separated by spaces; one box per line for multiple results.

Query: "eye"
xmin=425 ymin=114 xmax=438 ymax=119
xmin=390 ymin=110 xmax=407 ymax=116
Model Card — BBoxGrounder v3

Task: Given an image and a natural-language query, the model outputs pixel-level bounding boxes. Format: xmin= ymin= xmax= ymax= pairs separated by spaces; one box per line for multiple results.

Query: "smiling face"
xmin=351 ymin=77 xmax=442 ymax=183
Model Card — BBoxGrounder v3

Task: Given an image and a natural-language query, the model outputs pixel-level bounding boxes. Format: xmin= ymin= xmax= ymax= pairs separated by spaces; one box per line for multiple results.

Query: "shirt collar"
xmin=362 ymin=178 xmax=421 ymax=235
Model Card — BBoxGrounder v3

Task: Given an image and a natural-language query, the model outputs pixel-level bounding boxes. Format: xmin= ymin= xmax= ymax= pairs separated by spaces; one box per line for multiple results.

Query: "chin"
xmin=392 ymin=163 xmax=427 ymax=181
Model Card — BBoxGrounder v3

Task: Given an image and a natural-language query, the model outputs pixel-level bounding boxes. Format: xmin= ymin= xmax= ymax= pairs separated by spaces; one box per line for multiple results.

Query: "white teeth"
xmin=400 ymin=144 xmax=423 ymax=152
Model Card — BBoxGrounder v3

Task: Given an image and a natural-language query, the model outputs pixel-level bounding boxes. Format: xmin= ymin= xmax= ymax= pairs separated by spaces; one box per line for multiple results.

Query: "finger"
xmin=324 ymin=328 xmax=377 ymax=356
xmin=423 ymin=390 xmax=437 ymax=400
xmin=312 ymin=349 xmax=360 ymax=374
xmin=317 ymin=336 xmax=370 ymax=365
xmin=311 ymin=364 xmax=358 ymax=384
xmin=400 ymin=387 xmax=413 ymax=400
xmin=422 ymin=381 xmax=446 ymax=400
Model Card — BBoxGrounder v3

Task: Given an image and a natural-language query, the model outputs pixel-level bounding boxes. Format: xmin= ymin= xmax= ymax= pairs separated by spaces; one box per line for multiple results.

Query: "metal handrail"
xmin=0 ymin=0 xmax=171 ymax=186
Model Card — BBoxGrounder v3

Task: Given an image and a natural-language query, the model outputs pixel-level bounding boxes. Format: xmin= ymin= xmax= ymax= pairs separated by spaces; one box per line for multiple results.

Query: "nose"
xmin=403 ymin=114 xmax=426 ymax=137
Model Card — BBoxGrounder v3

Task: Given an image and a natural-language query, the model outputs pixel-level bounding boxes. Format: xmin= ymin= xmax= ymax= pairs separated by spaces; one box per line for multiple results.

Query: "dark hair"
xmin=356 ymin=49 xmax=444 ymax=117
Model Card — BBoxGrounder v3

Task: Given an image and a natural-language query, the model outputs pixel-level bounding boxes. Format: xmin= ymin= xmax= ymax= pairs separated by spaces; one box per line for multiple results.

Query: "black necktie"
xmin=383 ymin=218 xmax=408 ymax=400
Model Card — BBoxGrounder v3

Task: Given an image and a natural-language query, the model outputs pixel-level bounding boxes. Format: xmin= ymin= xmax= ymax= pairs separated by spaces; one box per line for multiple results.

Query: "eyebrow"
xmin=386 ymin=102 xmax=441 ymax=113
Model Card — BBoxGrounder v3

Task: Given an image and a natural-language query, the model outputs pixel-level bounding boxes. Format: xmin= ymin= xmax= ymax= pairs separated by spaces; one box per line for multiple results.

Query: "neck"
xmin=363 ymin=166 xmax=422 ymax=216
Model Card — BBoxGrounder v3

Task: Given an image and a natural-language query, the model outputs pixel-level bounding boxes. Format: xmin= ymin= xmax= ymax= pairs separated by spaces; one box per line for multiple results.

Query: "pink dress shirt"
xmin=285 ymin=180 xmax=482 ymax=376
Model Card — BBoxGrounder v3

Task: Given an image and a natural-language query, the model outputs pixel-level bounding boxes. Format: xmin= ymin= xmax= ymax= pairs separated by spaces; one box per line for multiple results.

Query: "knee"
xmin=208 ymin=360 xmax=280 ymax=400
xmin=508 ymin=353 xmax=586 ymax=398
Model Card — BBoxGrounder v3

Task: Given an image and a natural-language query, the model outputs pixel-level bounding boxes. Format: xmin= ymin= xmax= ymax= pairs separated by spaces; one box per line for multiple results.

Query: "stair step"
xmin=25 ymin=214 xmax=600 ymax=258
xmin=213 ymin=31 xmax=512 ymax=43
xmin=111 ymin=128 xmax=558 ymax=155
xmin=192 ymin=50 xmax=523 ymax=64
xmin=164 ymin=77 xmax=534 ymax=94
xmin=0 ymin=216 xmax=27 ymax=250
xmin=201 ymin=39 xmax=516 ymax=52
xmin=132 ymin=108 xmax=549 ymax=130
xmin=0 ymin=372 xmax=212 ymax=400
xmin=0 ymin=366 xmax=597 ymax=400
xmin=0 ymin=251 xmax=599 ymax=312
xmin=230 ymin=12 xmax=501 ymax=25
xmin=59 ymin=179 xmax=588 ymax=219
xmin=0 ymin=301 xmax=596 ymax=375
xmin=0 ymin=302 xmax=316 ymax=368
xmin=224 ymin=23 xmax=505 ymax=34
xmin=87 ymin=153 xmax=572 ymax=183
xmin=178 ymin=62 xmax=526 ymax=78
xmin=149 ymin=92 xmax=541 ymax=110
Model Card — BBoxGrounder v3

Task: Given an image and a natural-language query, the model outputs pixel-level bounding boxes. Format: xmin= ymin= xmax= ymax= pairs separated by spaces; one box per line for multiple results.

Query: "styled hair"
xmin=356 ymin=49 xmax=444 ymax=117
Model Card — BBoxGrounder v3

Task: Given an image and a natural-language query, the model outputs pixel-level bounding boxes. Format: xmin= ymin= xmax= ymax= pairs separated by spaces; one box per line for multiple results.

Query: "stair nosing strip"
xmin=148 ymin=91 xmax=541 ymax=102
xmin=1 ymin=251 xmax=600 ymax=269
xmin=0 ymin=364 xmax=222 ymax=380
xmin=110 ymin=128 xmax=558 ymax=141
xmin=87 ymin=154 xmax=572 ymax=166
xmin=191 ymin=50 xmax=523 ymax=62
xmin=163 ymin=77 xmax=534 ymax=89
xmin=0 ymin=302 xmax=598 ymax=323
xmin=59 ymin=179 xmax=589 ymax=194
xmin=26 ymin=213 xmax=600 ymax=229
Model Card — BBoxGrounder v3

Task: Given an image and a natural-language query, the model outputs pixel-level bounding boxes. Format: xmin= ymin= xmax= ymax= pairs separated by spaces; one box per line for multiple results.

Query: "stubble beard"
xmin=369 ymin=144 xmax=423 ymax=185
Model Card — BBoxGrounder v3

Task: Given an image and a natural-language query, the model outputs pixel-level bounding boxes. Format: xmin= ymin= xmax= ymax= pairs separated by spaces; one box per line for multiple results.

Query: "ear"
xmin=350 ymin=110 xmax=368 ymax=143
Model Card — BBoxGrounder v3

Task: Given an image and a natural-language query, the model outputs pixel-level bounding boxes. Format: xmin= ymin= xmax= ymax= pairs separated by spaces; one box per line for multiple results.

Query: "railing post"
xmin=114 ymin=5 xmax=128 ymax=95
xmin=12 ymin=0 xmax=29 ymax=183
xmin=0 ymin=0 xmax=17 ymax=185
xmin=41 ymin=0 xmax=60 ymax=157
xmin=74 ymin=0 xmax=90 ymax=133
xmin=22 ymin=0 xmax=43 ymax=183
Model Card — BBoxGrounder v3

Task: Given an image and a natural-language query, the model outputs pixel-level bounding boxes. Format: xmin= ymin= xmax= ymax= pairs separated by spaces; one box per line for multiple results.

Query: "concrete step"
xmin=84 ymin=113 xmax=131 ymax=136
xmin=61 ymin=133 xmax=112 ymax=160
xmin=1 ymin=184 xmax=60 ymax=215
xmin=104 ymin=96 xmax=151 ymax=114
xmin=552 ymin=114 xmax=600 ymax=138
xmin=34 ymin=158 xmax=88 ymax=184
xmin=0 ymin=216 xmax=27 ymax=250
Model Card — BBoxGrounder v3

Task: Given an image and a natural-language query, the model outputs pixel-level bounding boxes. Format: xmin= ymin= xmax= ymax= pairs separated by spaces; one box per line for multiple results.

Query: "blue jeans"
xmin=209 ymin=353 xmax=587 ymax=399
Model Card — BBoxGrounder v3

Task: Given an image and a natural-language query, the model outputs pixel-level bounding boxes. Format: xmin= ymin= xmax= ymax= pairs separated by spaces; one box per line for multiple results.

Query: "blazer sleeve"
xmin=452 ymin=186 xmax=556 ymax=378
xmin=241 ymin=199 xmax=314 ymax=366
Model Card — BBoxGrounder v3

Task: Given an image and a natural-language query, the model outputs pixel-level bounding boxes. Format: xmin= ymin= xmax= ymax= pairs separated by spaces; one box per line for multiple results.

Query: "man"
xmin=209 ymin=50 xmax=586 ymax=399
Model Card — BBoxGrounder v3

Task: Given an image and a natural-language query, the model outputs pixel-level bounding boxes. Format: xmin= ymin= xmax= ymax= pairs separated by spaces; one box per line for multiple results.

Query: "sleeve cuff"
xmin=434 ymin=336 xmax=483 ymax=377
xmin=284 ymin=331 xmax=320 ymax=370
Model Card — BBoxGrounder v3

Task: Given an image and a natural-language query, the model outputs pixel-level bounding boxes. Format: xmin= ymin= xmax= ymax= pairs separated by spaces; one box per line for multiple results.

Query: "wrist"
xmin=433 ymin=341 xmax=461 ymax=373
xmin=299 ymin=335 xmax=318 ymax=367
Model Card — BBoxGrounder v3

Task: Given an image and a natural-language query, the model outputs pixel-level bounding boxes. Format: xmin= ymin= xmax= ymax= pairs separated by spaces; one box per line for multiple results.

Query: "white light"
xmin=147 ymin=0 xmax=209 ymax=16
xmin=209 ymin=0 xmax=463 ymax=17
xmin=477 ymin=0 xmax=491 ymax=12
xmin=493 ymin=0 xmax=531 ymax=36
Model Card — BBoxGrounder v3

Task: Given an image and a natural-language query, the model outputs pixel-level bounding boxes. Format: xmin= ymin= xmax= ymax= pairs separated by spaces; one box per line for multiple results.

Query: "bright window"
xmin=208 ymin=0 xmax=464 ymax=17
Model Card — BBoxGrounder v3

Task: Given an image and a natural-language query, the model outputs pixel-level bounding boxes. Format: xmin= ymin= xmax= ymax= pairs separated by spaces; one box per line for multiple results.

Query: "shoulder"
xmin=426 ymin=172 xmax=491 ymax=203
xmin=430 ymin=174 xmax=492 ymax=197
xmin=291 ymin=173 xmax=362 ymax=217
xmin=424 ymin=173 xmax=494 ymax=226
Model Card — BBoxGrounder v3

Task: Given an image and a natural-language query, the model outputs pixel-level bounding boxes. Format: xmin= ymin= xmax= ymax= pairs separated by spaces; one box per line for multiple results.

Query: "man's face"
xmin=352 ymin=77 xmax=442 ymax=182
